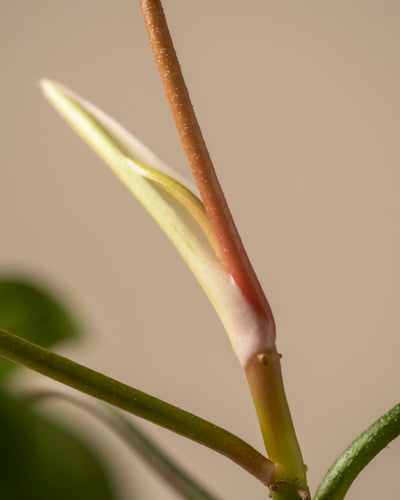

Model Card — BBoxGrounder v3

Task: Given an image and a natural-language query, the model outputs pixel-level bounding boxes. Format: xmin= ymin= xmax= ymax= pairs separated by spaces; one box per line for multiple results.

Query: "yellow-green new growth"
xmin=40 ymin=80 xmax=275 ymax=368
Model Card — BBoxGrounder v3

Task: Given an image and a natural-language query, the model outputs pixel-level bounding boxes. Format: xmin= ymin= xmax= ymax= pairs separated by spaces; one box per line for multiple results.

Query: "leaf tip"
xmin=39 ymin=78 xmax=56 ymax=97
xmin=40 ymin=79 xmax=71 ymax=109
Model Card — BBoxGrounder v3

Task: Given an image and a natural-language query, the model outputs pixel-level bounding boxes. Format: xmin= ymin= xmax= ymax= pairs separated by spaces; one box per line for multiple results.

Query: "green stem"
xmin=0 ymin=327 xmax=275 ymax=487
xmin=27 ymin=390 xmax=220 ymax=500
xmin=313 ymin=401 xmax=400 ymax=500
xmin=246 ymin=346 xmax=309 ymax=499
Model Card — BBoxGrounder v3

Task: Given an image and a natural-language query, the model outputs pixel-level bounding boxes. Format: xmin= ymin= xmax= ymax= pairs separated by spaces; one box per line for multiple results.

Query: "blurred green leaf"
xmin=29 ymin=391 xmax=218 ymax=500
xmin=0 ymin=388 xmax=117 ymax=500
xmin=0 ymin=278 xmax=79 ymax=378
xmin=107 ymin=407 xmax=219 ymax=500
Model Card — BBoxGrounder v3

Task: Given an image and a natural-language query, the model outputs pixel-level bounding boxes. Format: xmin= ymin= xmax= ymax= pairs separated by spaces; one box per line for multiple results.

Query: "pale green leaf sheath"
xmin=40 ymin=80 xmax=274 ymax=369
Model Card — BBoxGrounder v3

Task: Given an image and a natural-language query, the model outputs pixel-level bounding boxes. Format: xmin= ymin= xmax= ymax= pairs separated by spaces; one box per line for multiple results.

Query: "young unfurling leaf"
xmin=41 ymin=80 xmax=274 ymax=367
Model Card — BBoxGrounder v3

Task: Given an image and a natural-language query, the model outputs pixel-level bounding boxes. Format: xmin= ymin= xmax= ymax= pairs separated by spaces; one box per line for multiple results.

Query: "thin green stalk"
xmin=313 ymin=402 xmax=400 ymax=500
xmin=0 ymin=327 xmax=275 ymax=487
xmin=27 ymin=390 xmax=220 ymax=500
xmin=246 ymin=347 xmax=309 ymax=500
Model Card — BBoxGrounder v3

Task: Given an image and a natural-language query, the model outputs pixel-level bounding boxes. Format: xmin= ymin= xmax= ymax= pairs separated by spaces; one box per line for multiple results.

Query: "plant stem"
xmin=138 ymin=3 xmax=309 ymax=498
xmin=0 ymin=327 xmax=275 ymax=487
xmin=139 ymin=0 xmax=274 ymax=327
xmin=246 ymin=347 xmax=309 ymax=498
xmin=314 ymin=401 xmax=400 ymax=500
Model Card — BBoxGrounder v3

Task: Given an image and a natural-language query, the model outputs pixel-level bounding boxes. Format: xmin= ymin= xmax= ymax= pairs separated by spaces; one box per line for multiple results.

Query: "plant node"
xmin=258 ymin=353 xmax=268 ymax=365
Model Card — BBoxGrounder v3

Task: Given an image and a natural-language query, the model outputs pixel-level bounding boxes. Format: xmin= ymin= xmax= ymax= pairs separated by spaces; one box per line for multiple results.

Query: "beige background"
xmin=1 ymin=1 xmax=399 ymax=499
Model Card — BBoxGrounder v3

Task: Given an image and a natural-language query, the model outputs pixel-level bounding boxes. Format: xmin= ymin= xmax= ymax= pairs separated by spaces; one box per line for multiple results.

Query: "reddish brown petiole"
xmin=139 ymin=0 xmax=275 ymax=329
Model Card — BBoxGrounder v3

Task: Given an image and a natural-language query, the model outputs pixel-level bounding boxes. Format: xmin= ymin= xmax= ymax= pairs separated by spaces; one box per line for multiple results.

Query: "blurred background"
xmin=1 ymin=1 xmax=399 ymax=498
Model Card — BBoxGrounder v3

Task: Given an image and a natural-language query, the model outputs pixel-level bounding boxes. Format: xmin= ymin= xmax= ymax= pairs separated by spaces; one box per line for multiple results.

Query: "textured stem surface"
xmin=139 ymin=0 xmax=275 ymax=326
xmin=314 ymin=401 xmax=400 ymax=500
